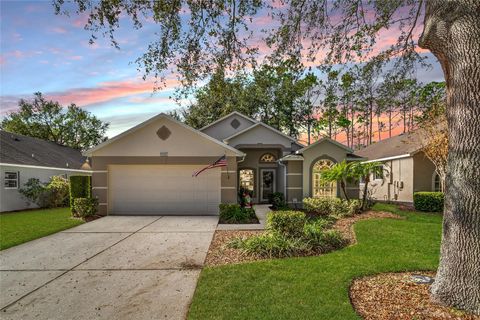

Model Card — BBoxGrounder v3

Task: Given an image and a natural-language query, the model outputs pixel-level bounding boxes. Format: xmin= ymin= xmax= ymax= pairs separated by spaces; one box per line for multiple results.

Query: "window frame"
xmin=4 ymin=171 xmax=19 ymax=189
xmin=238 ymin=168 xmax=256 ymax=196
xmin=433 ymin=173 xmax=442 ymax=192
xmin=259 ymin=153 xmax=277 ymax=163
xmin=311 ymin=158 xmax=337 ymax=198
xmin=373 ymin=165 xmax=384 ymax=181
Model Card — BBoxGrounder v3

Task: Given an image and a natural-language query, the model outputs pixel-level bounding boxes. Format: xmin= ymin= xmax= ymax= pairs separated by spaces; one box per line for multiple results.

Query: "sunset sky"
xmin=0 ymin=1 xmax=445 ymax=139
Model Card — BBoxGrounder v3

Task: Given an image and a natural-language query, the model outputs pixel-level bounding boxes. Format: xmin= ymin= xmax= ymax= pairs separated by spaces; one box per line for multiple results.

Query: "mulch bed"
xmin=204 ymin=230 xmax=263 ymax=266
xmin=82 ymin=214 xmax=103 ymax=222
xmin=204 ymin=210 xmax=401 ymax=267
xmin=350 ymin=272 xmax=480 ymax=320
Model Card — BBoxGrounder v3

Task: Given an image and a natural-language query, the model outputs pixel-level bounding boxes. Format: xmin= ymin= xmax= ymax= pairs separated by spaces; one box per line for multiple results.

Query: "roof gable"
xmin=0 ymin=131 xmax=86 ymax=169
xmin=85 ymin=114 xmax=243 ymax=157
xmin=297 ymin=137 xmax=353 ymax=154
xmin=200 ymin=111 xmax=257 ymax=141
xmin=224 ymin=123 xmax=301 ymax=149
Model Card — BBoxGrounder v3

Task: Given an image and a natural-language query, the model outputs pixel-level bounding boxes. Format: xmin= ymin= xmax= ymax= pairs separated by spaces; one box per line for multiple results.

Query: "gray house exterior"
xmin=0 ymin=131 xmax=91 ymax=212
xmin=86 ymin=112 xmax=361 ymax=216
xmin=356 ymin=131 xmax=440 ymax=203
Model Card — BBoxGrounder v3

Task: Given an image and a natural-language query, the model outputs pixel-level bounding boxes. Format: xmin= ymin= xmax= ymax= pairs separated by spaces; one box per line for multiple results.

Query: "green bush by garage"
xmin=69 ymin=175 xmax=92 ymax=215
xmin=413 ymin=192 xmax=444 ymax=212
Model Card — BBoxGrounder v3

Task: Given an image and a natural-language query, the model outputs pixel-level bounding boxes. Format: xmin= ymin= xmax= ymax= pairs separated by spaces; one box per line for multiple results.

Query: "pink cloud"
xmin=72 ymin=13 xmax=89 ymax=28
xmin=50 ymin=78 xmax=179 ymax=107
xmin=49 ymin=27 xmax=68 ymax=34
xmin=0 ymin=78 xmax=179 ymax=116
xmin=68 ymin=55 xmax=83 ymax=60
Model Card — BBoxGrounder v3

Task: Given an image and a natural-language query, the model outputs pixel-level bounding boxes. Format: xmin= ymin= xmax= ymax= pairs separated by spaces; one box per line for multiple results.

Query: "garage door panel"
xmin=109 ymin=165 xmax=220 ymax=215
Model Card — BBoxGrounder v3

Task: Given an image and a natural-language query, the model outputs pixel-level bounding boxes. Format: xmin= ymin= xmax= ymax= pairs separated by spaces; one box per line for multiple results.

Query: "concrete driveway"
xmin=0 ymin=215 xmax=218 ymax=320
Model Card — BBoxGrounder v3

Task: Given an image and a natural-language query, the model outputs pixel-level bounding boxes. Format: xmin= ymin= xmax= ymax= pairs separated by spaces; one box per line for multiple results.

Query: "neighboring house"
xmin=85 ymin=112 xmax=361 ymax=216
xmin=0 ymin=131 xmax=91 ymax=212
xmin=356 ymin=130 xmax=440 ymax=204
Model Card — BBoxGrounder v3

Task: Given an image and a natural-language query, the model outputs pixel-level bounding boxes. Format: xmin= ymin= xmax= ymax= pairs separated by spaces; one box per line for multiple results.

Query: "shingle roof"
xmin=0 ymin=131 xmax=87 ymax=169
xmin=355 ymin=130 xmax=424 ymax=160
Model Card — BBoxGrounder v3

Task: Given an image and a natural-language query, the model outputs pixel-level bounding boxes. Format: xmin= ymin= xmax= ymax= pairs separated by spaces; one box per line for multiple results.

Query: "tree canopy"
xmin=1 ymin=92 xmax=109 ymax=150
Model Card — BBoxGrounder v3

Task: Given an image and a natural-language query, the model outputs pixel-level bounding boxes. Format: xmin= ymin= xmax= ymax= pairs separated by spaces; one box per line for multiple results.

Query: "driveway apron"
xmin=0 ymin=215 xmax=218 ymax=320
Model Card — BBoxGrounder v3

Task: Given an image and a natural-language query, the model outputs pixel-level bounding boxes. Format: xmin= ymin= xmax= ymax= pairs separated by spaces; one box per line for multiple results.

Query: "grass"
xmin=0 ymin=207 xmax=84 ymax=250
xmin=188 ymin=203 xmax=443 ymax=320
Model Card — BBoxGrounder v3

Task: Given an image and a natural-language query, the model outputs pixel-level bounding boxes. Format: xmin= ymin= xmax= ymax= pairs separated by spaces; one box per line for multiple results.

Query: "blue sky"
xmin=0 ymin=1 xmax=445 ymax=137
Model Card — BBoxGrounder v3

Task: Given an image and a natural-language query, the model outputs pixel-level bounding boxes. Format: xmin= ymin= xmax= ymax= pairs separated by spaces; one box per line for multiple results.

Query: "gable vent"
xmin=156 ymin=125 xmax=171 ymax=140
xmin=230 ymin=118 xmax=240 ymax=129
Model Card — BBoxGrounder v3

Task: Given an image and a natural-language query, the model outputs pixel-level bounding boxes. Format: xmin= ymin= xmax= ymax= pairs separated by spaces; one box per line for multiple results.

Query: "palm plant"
xmin=320 ymin=160 xmax=355 ymax=201
xmin=350 ymin=161 xmax=384 ymax=210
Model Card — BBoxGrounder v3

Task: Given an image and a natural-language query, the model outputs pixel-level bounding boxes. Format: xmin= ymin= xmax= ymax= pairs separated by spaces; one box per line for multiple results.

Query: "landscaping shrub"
xmin=73 ymin=198 xmax=98 ymax=218
xmin=69 ymin=175 xmax=91 ymax=213
xmin=229 ymin=232 xmax=310 ymax=258
xmin=230 ymin=217 xmax=345 ymax=258
xmin=230 ymin=208 xmax=347 ymax=259
xmin=266 ymin=211 xmax=306 ymax=238
xmin=268 ymin=192 xmax=287 ymax=210
xmin=303 ymin=197 xmax=333 ymax=216
xmin=219 ymin=203 xmax=257 ymax=223
xmin=45 ymin=176 xmax=69 ymax=207
xmin=302 ymin=197 xmax=361 ymax=218
xmin=19 ymin=176 xmax=69 ymax=208
xmin=305 ymin=229 xmax=346 ymax=251
xmin=413 ymin=192 xmax=444 ymax=212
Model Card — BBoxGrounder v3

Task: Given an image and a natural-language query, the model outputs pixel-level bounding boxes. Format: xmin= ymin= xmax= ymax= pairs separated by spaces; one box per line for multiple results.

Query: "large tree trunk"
xmin=419 ymin=0 xmax=480 ymax=314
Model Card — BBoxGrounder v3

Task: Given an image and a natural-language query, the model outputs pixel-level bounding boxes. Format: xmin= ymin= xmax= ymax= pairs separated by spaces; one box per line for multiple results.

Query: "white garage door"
xmin=109 ymin=165 xmax=221 ymax=215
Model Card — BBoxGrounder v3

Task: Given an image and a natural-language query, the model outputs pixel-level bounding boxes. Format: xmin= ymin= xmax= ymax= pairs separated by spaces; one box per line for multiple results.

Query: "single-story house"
xmin=0 ymin=131 xmax=91 ymax=212
xmin=355 ymin=130 xmax=440 ymax=203
xmin=86 ymin=112 xmax=362 ymax=216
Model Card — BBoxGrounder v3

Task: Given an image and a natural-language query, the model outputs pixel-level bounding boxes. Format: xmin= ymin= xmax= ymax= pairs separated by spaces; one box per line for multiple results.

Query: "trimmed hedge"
xmin=73 ymin=198 xmax=98 ymax=218
xmin=413 ymin=192 xmax=444 ymax=212
xmin=267 ymin=211 xmax=306 ymax=238
xmin=69 ymin=176 xmax=91 ymax=213
xmin=302 ymin=197 xmax=361 ymax=217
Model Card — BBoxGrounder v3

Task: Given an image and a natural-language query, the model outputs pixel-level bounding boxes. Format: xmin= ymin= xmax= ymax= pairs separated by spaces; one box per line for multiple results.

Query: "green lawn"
xmin=188 ymin=203 xmax=443 ymax=320
xmin=0 ymin=207 xmax=84 ymax=250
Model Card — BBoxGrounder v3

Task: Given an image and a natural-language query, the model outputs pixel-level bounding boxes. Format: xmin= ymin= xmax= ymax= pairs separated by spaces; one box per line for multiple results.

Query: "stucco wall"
xmin=227 ymin=125 xmax=294 ymax=149
xmin=301 ymin=140 xmax=351 ymax=198
xmin=365 ymin=157 xmax=415 ymax=203
xmin=286 ymin=161 xmax=303 ymax=204
xmin=0 ymin=165 xmax=90 ymax=212
xmin=201 ymin=114 xmax=255 ymax=141
xmin=91 ymin=117 xmax=239 ymax=157
xmin=413 ymin=152 xmax=437 ymax=192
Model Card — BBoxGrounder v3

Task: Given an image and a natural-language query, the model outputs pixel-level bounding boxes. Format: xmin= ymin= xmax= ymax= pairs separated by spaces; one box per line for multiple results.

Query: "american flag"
xmin=192 ymin=155 xmax=227 ymax=177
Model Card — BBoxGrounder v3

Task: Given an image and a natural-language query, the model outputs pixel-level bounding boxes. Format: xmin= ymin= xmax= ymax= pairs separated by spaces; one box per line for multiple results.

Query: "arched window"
xmin=260 ymin=153 xmax=276 ymax=163
xmin=433 ymin=173 xmax=442 ymax=192
xmin=312 ymin=159 xmax=336 ymax=198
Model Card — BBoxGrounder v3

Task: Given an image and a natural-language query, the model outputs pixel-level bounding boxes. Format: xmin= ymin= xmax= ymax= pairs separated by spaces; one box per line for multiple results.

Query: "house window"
xmin=239 ymin=169 xmax=255 ymax=194
xmin=312 ymin=159 xmax=336 ymax=198
xmin=373 ymin=165 xmax=384 ymax=180
xmin=4 ymin=171 xmax=19 ymax=189
xmin=260 ymin=153 xmax=276 ymax=163
xmin=433 ymin=173 xmax=442 ymax=192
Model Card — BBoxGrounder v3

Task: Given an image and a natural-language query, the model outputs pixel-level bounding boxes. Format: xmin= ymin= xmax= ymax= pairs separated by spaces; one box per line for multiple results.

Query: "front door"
xmin=260 ymin=169 xmax=275 ymax=203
